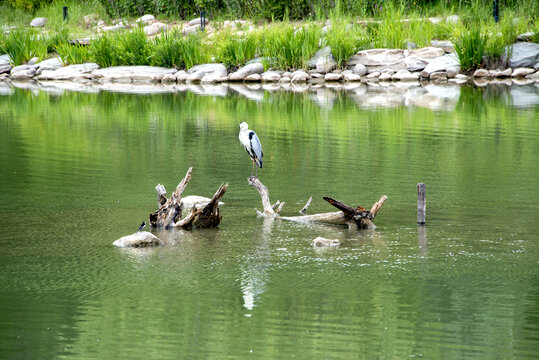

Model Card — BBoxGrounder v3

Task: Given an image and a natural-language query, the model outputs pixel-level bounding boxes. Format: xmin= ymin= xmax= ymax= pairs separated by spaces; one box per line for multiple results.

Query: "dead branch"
xmin=149 ymin=167 xmax=192 ymax=228
xmin=248 ymin=175 xmax=279 ymax=216
xmin=193 ymin=183 xmax=229 ymax=228
xmin=299 ymin=196 xmax=313 ymax=214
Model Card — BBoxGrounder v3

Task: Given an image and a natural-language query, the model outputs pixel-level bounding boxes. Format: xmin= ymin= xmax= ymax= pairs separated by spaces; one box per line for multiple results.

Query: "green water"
xmin=0 ymin=83 xmax=538 ymax=359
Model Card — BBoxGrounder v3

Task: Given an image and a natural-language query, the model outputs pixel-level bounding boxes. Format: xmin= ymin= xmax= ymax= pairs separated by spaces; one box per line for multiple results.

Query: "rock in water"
xmin=312 ymin=237 xmax=341 ymax=247
xmin=113 ymin=231 xmax=162 ymax=248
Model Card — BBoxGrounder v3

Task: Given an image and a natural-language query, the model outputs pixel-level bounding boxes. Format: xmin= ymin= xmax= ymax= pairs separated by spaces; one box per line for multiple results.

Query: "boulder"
xmin=182 ymin=24 xmax=200 ymax=36
xmin=30 ymin=17 xmax=47 ymax=27
xmin=291 ymin=71 xmax=309 ymax=83
xmin=189 ymin=17 xmax=209 ymax=26
xmin=136 ymin=14 xmax=155 ymax=24
xmin=11 ymin=67 xmax=36 ymax=81
xmin=404 ymin=47 xmax=445 ymax=71
xmin=406 ymin=41 xmax=418 ymax=50
xmin=430 ymin=71 xmax=447 ymax=80
xmin=93 ymin=66 xmax=175 ymax=82
xmin=473 ymin=69 xmax=489 ymax=77
xmin=100 ymin=24 xmax=125 ymax=32
xmin=516 ymin=32 xmax=534 ymax=42
xmin=36 ymin=57 xmax=63 ymax=74
xmin=428 ymin=17 xmax=443 ymax=24
xmin=245 ymin=73 xmax=261 ymax=82
xmin=430 ymin=40 xmax=454 ymax=53
xmin=379 ymin=72 xmax=392 ymax=81
xmin=525 ymin=71 xmax=539 ymax=80
xmin=446 ymin=66 xmax=460 ymax=78
xmin=188 ymin=63 xmax=227 ymax=78
xmin=161 ymin=74 xmax=176 ymax=83
xmin=187 ymin=71 xmax=205 ymax=83
xmin=353 ymin=63 xmax=367 ymax=76
xmin=392 ymin=69 xmax=419 ymax=81
xmin=325 ymin=73 xmax=342 ymax=81
xmin=27 ymin=57 xmax=39 ymax=65
xmin=344 ymin=73 xmax=361 ymax=82
xmin=511 ymin=67 xmax=535 ymax=77
xmin=0 ymin=64 xmax=11 ymax=74
xmin=0 ymin=54 xmax=11 ymax=65
xmin=229 ymin=63 xmax=264 ymax=81
xmin=503 ymin=42 xmax=539 ymax=68
xmin=144 ymin=22 xmax=167 ymax=36
xmin=175 ymin=70 xmax=189 ymax=82
xmin=200 ymin=74 xmax=224 ymax=84
xmin=349 ymin=49 xmax=405 ymax=67
xmin=489 ymin=68 xmax=512 ymax=77
xmin=420 ymin=53 xmax=459 ymax=78
xmin=312 ymin=237 xmax=341 ymax=248
xmin=316 ymin=54 xmax=337 ymax=74
xmin=307 ymin=46 xmax=333 ymax=68
xmin=113 ymin=231 xmax=162 ymax=248
xmin=278 ymin=76 xmax=291 ymax=83
xmin=261 ymin=71 xmax=281 ymax=82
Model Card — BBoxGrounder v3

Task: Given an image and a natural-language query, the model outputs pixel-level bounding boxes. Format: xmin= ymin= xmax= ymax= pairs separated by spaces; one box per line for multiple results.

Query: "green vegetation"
xmin=0 ymin=0 xmax=537 ymax=70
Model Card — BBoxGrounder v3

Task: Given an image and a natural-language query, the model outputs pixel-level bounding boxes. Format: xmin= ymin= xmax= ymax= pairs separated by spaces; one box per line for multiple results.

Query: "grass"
xmin=0 ymin=28 xmax=48 ymax=65
xmin=454 ymin=27 xmax=486 ymax=71
xmin=213 ymin=29 xmax=258 ymax=68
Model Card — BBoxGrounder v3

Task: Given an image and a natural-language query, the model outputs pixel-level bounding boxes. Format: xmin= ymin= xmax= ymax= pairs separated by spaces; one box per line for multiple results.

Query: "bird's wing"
xmin=249 ymin=131 xmax=263 ymax=166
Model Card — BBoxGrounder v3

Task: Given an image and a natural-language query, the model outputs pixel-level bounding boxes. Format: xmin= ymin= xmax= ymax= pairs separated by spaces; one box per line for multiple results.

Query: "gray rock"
xmin=489 ymin=68 xmax=512 ymax=77
xmin=37 ymin=63 xmax=100 ymax=81
xmin=0 ymin=54 xmax=11 ymax=65
xmin=291 ymin=71 xmax=309 ymax=83
xmin=189 ymin=17 xmax=209 ymax=26
xmin=0 ymin=64 xmax=11 ymax=74
xmin=420 ymin=53 xmax=459 ymax=77
xmin=430 ymin=71 xmax=447 ymax=80
xmin=261 ymin=71 xmax=281 ymax=82
xmin=161 ymin=74 xmax=176 ymax=83
xmin=245 ymin=73 xmax=261 ymax=82
xmin=93 ymin=66 xmax=175 ymax=83
xmin=200 ymin=74 xmax=224 ymax=84
xmin=446 ymin=66 xmax=460 ymax=78
xmin=144 ymin=22 xmax=167 ymax=36
xmin=392 ymin=69 xmax=419 ymax=81
xmin=517 ymin=32 xmax=534 ymax=42
xmin=36 ymin=57 xmax=63 ymax=73
xmin=353 ymin=63 xmax=367 ymax=76
xmin=312 ymin=237 xmax=341 ymax=248
xmin=229 ymin=63 xmax=264 ymax=81
xmin=430 ymin=40 xmax=455 ymax=53
xmin=344 ymin=73 xmax=361 ymax=82
xmin=325 ymin=73 xmax=342 ymax=81
xmin=379 ymin=72 xmax=392 ymax=81
xmin=136 ymin=14 xmax=155 ymax=23
xmin=10 ymin=64 xmax=37 ymax=74
xmin=349 ymin=49 xmax=405 ymax=67
xmin=308 ymin=46 xmax=332 ymax=68
xmin=27 ymin=57 xmax=39 ymax=65
xmin=525 ymin=71 xmax=539 ymax=80
xmin=511 ymin=67 xmax=535 ymax=77
xmin=182 ymin=24 xmax=199 ymax=36
xmin=406 ymin=41 xmax=418 ymax=49
xmin=100 ymin=24 xmax=125 ymax=32
xmin=175 ymin=70 xmax=189 ymax=82
xmin=535 ymin=62 xmax=539 ymax=71
xmin=187 ymin=71 xmax=205 ymax=83
xmin=11 ymin=68 xmax=37 ymax=81
xmin=278 ymin=76 xmax=291 ymax=83
xmin=316 ymin=54 xmax=337 ymax=74
xmin=455 ymin=74 xmax=468 ymax=79
xmin=365 ymin=71 xmax=381 ymax=79
xmin=113 ymin=231 xmax=162 ymax=248
xmin=30 ymin=17 xmax=47 ymax=27
xmin=503 ymin=42 xmax=539 ymax=68
xmin=188 ymin=63 xmax=227 ymax=78
xmin=473 ymin=69 xmax=489 ymax=77
xmin=83 ymin=14 xmax=100 ymax=28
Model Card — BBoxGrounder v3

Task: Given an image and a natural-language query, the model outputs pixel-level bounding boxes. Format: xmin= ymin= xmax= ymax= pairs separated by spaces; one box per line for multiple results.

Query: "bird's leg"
xmin=251 ymin=159 xmax=255 ymax=177
xmin=255 ymin=163 xmax=258 ymax=178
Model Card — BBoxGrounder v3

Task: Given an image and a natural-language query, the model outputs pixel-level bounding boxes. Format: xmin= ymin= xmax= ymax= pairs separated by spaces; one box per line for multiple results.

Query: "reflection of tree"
xmin=241 ymin=217 xmax=273 ymax=310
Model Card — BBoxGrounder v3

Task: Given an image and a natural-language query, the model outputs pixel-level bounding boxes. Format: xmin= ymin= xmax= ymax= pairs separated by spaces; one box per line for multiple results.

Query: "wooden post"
xmin=417 ymin=183 xmax=426 ymax=225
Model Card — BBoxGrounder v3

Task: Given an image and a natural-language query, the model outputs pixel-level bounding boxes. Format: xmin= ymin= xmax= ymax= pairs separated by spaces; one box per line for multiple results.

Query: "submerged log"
xmin=248 ymin=176 xmax=386 ymax=229
xmin=150 ymin=167 xmax=228 ymax=229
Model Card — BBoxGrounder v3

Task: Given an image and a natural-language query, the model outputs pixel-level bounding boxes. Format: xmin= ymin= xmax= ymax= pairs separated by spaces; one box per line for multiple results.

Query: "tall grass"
xmin=213 ymin=29 xmax=258 ymax=68
xmin=0 ymin=28 xmax=48 ymax=65
xmin=324 ymin=20 xmax=367 ymax=68
xmin=259 ymin=23 xmax=321 ymax=70
xmin=455 ymin=27 xmax=486 ymax=71
xmin=56 ymin=43 xmax=93 ymax=65
xmin=90 ymin=33 xmax=120 ymax=67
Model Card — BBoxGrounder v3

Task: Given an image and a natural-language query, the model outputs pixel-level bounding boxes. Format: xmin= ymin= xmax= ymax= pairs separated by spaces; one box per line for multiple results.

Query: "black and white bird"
xmin=238 ymin=122 xmax=263 ymax=177
xmin=137 ymin=221 xmax=146 ymax=233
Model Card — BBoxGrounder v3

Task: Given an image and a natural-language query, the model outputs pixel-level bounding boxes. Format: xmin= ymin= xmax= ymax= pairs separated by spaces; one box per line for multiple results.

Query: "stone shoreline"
xmin=1 ymin=42 xmax=538 ymax=86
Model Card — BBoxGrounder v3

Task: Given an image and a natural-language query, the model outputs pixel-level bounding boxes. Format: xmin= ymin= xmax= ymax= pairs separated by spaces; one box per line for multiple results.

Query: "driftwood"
xmin=150 ymin=167 xmax=228 ymax=229
xmin=248 ymin=175 xmax=387 ymax=229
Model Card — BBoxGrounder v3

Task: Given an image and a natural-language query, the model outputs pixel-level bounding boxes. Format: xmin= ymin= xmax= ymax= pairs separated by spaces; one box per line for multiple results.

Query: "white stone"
xmin=11 ymin=68 xmax=36 ymax=81
xmin=93 ymin=66 xmax=175 ymax=83
xmin=229 ymin=63 xmax=264 ymax=81
xmin=0 ymin=64 xmax=11 ymax=74
xmin=136 ymin=14 xmax=155 ymax=23
xmin=473 ymin=69 xmax=489 ymax=77
xmin=175 ymin=70 xmax=189 ymax=82
xmin=291 ymin=71 xmax=309 ymax=83
xmin=189 ymin=17 xmax=209 ymax=26
xmin=516 ymin=32 xmax=534 ymax=42
xmin=161 ymin=74 xmax=176 ymax=83
xmin=100 ymin=24 xmax=125 ymax=32
xmin=27 ymin=57 xmax=39 ymax=65
xmin=188 ymin=63 xmax=227 ymax=78
xmin=312 ymin=237 xmax=341 ymax=247
xmin=307 ymin=46 xmax=332 ymax=68
xmin=325 ymin=73 xmax=342 ymax=81
xmin=144 ymin=22 xmax=167 ymax=36
xmin=428 ymin=17 xmax=443 ymax=24
xmin=187 ymin=71 xmax=205 ymax=83
xmin=113 ymin=231 xmax=162 ymax=248
xmin=344 ymin=73 xmax=361 ymax=82
xmin=30 ymin=17 xmax=47 ymax=27
xmin=0 ymin=54 xmax=11 ymax=66
xmin=38 ymin=63 xmax=97 ymax=81
xmin=455 ymin=74 xmax=468 ymax=79
xmin=446 ymin=66 xmax=460 ymax=78
xmin=379 ymin=72 xmax=392 ymax=81
xmin=182 ymin=24 xmax=200 ymax=35
xmin=353 ymin=63 xmax=367 ymax=76
xmin=511 ymin=67 xmax=535 ymax=78
xmin=392 ymin=69 xmax=418 ymax=81
xmin=278 ymin=76 xmax=291 ymax=83
xmin=420 ymin=53 xmax=459 ymax=78
xmin=261 ymin=71 xmax=281 ymax=82
xmin=503 ymin=42 xmax=539 ymax=68
xmin=430 ymin=71 xmax=447 ymax=80
xmin=349 ymin=49 xmax=405 ymax=67
xmin=316 ymin=54 xmax=337 ymax=74
xmin=245 ymin=73 xmax=261 ymax=82
xmin=200 ymin=74 xmax=223 ymax=84
xmin=366 ymin=71 xmax=381 ymax=78
xmin=430 ymin=40 xmax=455 ymax=53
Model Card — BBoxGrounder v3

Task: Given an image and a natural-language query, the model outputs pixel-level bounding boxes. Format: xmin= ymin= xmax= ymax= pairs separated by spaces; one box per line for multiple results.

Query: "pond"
xmin=0 ymin=82 xmax=538 ymax=359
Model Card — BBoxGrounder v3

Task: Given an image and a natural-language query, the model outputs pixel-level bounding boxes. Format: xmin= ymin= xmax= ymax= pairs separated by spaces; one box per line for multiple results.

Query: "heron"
xmin=238 ymin=122 xmax=263 ymax=177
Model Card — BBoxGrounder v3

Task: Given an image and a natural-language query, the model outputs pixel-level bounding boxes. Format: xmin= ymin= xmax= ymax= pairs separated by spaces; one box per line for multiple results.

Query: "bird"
xmin=238 ymin=122 xmax=263 ymax=177
xmin=137 ymin=221 xmax=146 ymax=233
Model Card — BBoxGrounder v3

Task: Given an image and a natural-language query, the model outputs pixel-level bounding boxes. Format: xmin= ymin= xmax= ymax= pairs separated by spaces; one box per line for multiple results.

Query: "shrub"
xmin=455 ymin=27 xmax=486 ymax=71
xmin=0 ymin=28 xmax=47 ymax=65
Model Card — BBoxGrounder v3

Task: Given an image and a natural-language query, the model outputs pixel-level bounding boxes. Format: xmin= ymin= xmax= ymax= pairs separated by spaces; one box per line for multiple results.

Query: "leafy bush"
xmin=0 ymin=28 xmax=47 ymax=65
xmin=455 ymin=27 xmax=486 ymax=71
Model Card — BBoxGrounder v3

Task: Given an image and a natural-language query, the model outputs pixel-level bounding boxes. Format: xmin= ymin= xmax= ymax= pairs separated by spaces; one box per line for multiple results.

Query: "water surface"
xmin=0 ymin=82 xmax=538 ymax=359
